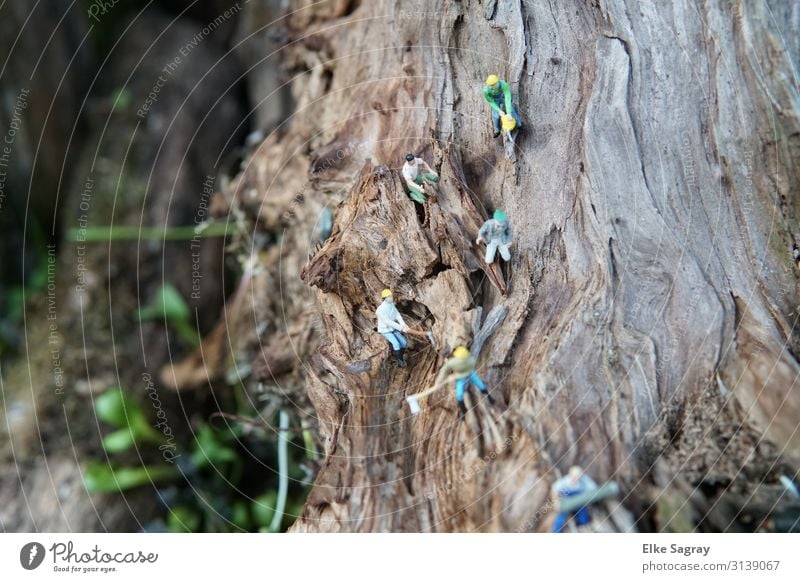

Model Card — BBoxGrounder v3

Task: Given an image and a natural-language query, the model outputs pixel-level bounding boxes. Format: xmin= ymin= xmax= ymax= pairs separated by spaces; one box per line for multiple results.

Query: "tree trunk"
xmin=225 ymin=0 xmax=800 ymax=532
xmin=223 ymin=0 xmax=800 ymax=532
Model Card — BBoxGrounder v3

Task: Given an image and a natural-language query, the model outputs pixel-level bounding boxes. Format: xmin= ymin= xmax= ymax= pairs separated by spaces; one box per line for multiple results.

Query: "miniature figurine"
xmin=434 ymin=346 xmax=494 ymax=421
xmin=375 ymin=289 xmax=409 ymax=367
xmin=550 ymin=466 xmax=599 ymax=532
xmin=402 ymin=153 xmax=439 ymax=203
xmin=477 ymin=209 xmax=512 ymax=264
xmin=483 ymin=75 xmax=522 ymax=138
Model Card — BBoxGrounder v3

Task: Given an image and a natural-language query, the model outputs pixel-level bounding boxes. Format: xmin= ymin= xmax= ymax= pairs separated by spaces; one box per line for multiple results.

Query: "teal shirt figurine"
xmin=482 ymin=74 xmax=523 ymax=138
xmin=477 ymin=209 xmax=512 ymax=264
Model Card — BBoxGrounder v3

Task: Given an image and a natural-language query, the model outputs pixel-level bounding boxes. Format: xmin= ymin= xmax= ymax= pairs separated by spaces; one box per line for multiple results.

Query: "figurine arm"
xmin=477 ymin=221 xmax=490 ymax=243
xmin=419 ymin=159 xmax=437 ymax=177
xmin=393 ymin=311 xmax=409 ymax=332
xmin=403 ymin=166 xmax=425 ymax=192
xmin=550 ymin=487 xmax=561 ymax=510
xmin=435 ymin=360 xmax=453 ymax=387
xmin=501 ymin=81 xmax=514 ymax=114
xmin=483 ymin=86 xmax=503 ymax=114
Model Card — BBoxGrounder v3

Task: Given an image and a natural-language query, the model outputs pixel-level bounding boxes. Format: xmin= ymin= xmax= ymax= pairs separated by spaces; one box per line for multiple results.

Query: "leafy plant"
xmin=88 ymin=385 xmax=314 ymax=533
xmin=94 ymin=388 xmax=162 ymax=452
xmin=136 ymin=284 xmax=199 ymax=347
xmin=86 ymin=388 xmax=177 ymax=494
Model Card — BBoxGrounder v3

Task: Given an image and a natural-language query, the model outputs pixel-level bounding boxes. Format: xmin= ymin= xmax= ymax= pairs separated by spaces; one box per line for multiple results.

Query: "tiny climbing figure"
xmin=551 ymin=466 xmax=599 ymax=532
xmin=477 ymin=209 xmax=512 ymax=264
xmin=402 ymin=153 xmax=439 ymax=203
xmin=375 ymin=288 xmax=409 ymax=367
xmin=483 ymin=74 xmax=522 ymax=138
xmin=436 ymin=346 xmax=494 ymax=421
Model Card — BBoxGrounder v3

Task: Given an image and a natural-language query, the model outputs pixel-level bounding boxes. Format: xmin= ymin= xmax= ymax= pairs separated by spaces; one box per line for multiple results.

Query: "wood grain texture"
xmin=227 ymin=0 xmax=799 ymax=531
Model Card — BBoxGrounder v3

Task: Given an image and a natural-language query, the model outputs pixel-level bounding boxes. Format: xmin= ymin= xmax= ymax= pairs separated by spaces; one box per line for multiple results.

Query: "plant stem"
xmin=66 ymin=222 xmax=232 ymax=242
xmin=269 ymin=410 xmax=289 ymax=532
xmin=301 ymin=418 xmax=318 ymax=461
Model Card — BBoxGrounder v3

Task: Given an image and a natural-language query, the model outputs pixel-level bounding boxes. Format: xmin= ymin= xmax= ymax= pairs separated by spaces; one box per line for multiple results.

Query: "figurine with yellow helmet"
xmin=482 ymin=74 xmax=522 ymax=138
xmin=375 ymin=288 xmax=409 ymax=367
xmin=434 ymin=345 xmax=494 ymax=420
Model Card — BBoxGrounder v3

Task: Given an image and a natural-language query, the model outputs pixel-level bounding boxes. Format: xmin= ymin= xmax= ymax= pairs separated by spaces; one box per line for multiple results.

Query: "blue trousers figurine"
xmin=551 ymin=467 xmax=598 ymax=532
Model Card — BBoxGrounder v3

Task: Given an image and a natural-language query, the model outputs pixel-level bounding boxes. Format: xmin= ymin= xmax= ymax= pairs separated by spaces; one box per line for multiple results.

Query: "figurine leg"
xmin=552 ymin=512 xmax=569 ymax=533
xmin=574 ymin=506 xmax=591 ymax=527
xmin=485 ymin=241 xmax=498 ymax=263
xmin=510 ymin=107 xmax=523 ymax=130
xmin=382 ymin=332 xmax=401 ymax=351
xmin=491 ymin=109 xmax=501 ymax=137
xmin=395 ymin=332 xmax=408 ymax=349
xmin=422 ymin=172 xmax=439 ymax=183
xmin=470 ymin=372 xmax=495 ymax=405
xmin=456 ymin=379 xmax=468 ymax=421
xmin=395 ymin=332 xmax=408 ymax=366
xmin=407 ymin=181 xmax=427 ymax=203
xmin=498 ymin=243 xmax=511 ymax=262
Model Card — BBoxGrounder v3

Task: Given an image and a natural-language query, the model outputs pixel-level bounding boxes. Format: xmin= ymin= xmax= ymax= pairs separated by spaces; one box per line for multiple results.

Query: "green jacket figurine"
xmin=483 ymin=74 xmax=522 ymax=138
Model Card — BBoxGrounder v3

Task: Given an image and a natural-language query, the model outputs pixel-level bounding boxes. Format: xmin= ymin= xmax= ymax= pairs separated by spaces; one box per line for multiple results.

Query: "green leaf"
xmin=191 ymin=424 xmax=239 ymax=469
xmin=94 ymin=389 xmax=161 ymax=444
xmin=94 ymin=389 xmax=134 ymax=428
xmin=101 ymin=429 xmax=136 ymax=453
xmin=167 ymin=506 xmax=201 ymax=533
xmin=137 ymin=284 xmax=191 ymax=323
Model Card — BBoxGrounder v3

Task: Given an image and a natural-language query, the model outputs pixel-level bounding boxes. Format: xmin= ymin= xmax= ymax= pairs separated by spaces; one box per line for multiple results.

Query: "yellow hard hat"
xmin=501 ymin=114 xmax=516 ymax=131
xmin=453 ymin=346 xmax=470 ymax=358
xmin=486 ymin=74 xmax=499 ymax=86
xmin=380 ymin=289 xmax=393 ymax=299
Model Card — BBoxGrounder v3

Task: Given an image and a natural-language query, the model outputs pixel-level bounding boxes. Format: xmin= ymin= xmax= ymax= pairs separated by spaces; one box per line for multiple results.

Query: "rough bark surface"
xmin=218 ymin=0 xmax=800 ymax=532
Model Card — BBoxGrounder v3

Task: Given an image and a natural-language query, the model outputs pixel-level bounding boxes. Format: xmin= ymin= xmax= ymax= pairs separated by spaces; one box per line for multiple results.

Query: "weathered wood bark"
xmin=221 ymin=0 xmax=800 ymax=532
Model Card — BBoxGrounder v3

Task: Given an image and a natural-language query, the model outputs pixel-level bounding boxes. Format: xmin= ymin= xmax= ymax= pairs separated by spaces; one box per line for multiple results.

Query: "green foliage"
xmin=88 ymin=383 xmax=312 ymax=532
xmin=84 ymin=462 xmax=176 ymax=493
xmin=110 ymin=87 xmax=132 ymax=113
xmin=167 ymin=506 xmax=202 ymax=533
xmin=136 ymin=284 xmax=199 ymax=347
xmin=95 ymin=388 xmax=162 ymax=451
xmin=190 ymin=423 xmax=239 ymax=468
xmin=87 ymin=388 xmax=174 ymax=494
